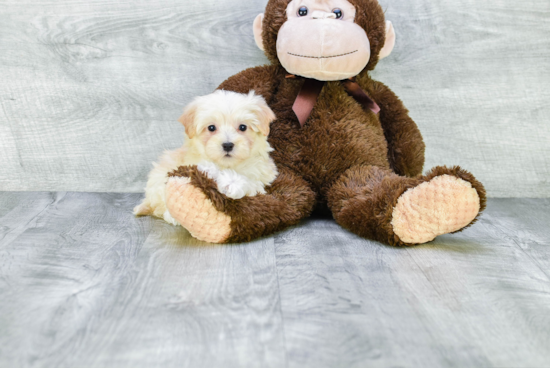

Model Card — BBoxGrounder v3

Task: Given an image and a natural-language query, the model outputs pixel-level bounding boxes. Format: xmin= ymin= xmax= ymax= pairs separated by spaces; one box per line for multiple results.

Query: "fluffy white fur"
xmin=134 ymin=90 xmax=278 ymax=225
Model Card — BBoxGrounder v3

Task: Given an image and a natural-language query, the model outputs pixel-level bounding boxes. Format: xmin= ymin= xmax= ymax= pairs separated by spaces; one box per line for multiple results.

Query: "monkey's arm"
xmin=362 ymin=78 xmax=426 ymax=177
xmin=165 ymin=165 xmax=316 ymax=243
xmin=217 ymin=65 xmax=281 ymax=103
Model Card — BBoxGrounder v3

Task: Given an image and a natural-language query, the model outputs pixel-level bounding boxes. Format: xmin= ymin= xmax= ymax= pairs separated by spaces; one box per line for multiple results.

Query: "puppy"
xmin=134 ymin=90 xmax=278 ymax=225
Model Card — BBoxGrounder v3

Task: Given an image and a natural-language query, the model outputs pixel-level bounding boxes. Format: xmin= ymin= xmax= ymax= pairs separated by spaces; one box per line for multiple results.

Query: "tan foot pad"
xmin=391 ymin=175 xmax=480 ymax=244
xmin=165 ymin=177 xmax=231 ymax=243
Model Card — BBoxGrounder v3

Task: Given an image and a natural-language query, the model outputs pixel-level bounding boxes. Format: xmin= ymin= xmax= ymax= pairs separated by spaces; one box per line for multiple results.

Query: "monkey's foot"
xmin=165 ymin=177 xmax=231 ymax=243
xmin=391 ymin=175 xmax=481 ymax=244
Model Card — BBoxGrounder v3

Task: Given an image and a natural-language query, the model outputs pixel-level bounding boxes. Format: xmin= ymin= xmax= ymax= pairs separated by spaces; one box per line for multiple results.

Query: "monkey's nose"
xmin=222 ymin=142 xmax=234 ymax=152
xmin=311 ymin=11 xmax=336 ymax=19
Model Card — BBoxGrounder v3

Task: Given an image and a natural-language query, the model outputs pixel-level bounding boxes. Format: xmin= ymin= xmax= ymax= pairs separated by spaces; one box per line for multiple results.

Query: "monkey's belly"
xmin=272 ymin=116 xmax=390 ymax=191
xmin=269 ymin=77 xmax=390 ymax=191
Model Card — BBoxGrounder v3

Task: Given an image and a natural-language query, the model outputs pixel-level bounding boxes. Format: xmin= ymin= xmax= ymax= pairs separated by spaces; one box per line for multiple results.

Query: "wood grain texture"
xmin=0 ymin=0 xmax=549 ymax=196
xmin=273 ymin=206 xmax=550 ymax=368
xmin=0 ymin=192 xmax=286 ymax=368
xmin=374 ymin=0 xmax=550 ymax=198
xmin=0 ymin=0 xmax=268 ymax=192
xmin=1 ymin=193 xmax=550 ymax=367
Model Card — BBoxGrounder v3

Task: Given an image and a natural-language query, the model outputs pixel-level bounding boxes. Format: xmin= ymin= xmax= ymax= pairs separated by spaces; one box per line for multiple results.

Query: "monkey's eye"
xmin=298 ymin=6 xmax=308 ymax=17
xmin=208 ymin=125 xmax=216 ymax=132
xmin=239 ymin=124 xmax=247 ymax=132
xmin=332 ymin=8 xmax=343 ymax=19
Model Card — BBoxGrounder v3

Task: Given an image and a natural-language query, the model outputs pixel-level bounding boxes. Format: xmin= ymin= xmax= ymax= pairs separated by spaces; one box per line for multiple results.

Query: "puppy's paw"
xmin=163 ymin=210 xmax=181 ymax=226
xmin=219 ymin=180 xmax=247 ymax=199
xmin=134 ymin=201 xmax=152 ymax=216
xmin=216 ymin=171 xmax=248 ymax=199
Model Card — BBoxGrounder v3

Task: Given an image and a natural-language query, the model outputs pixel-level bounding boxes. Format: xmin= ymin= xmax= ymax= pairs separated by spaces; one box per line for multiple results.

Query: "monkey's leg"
xmin=165 ymin=166 xmax=316 ymax=243
xmin=327 ymin=165 xmax=486 ymax=246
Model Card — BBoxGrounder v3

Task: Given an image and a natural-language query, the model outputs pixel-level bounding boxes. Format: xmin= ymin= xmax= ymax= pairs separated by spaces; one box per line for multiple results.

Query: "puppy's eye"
xmin=208 ymin=125 xmax=216 ymax=132
xmin=239 ymin=124 xmax=247 ymax=132
xmin=297 ymin=6 xmax=308 ymax=16
xmin=332 ymin=8 xmax=343 ymax=19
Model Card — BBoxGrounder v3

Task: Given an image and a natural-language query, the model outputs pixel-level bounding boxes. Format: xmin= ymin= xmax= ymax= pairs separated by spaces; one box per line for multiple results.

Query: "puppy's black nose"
xmin=222 ymin=142 xmax=234 ymax=152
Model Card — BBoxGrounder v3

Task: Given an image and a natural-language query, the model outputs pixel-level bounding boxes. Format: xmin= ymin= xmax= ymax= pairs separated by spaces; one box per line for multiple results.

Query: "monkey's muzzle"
xmin=277 ymin=18 xmax=371 ymax=81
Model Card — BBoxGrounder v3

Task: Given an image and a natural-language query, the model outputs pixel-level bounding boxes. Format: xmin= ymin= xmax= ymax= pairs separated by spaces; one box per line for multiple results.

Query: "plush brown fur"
xmin=169 ymin=165 xmax=316 ymax=242
xmin=167 ymin=0 xmax=486 ymax=244
xmin=328 ymin=165 xmax=487 ymax=246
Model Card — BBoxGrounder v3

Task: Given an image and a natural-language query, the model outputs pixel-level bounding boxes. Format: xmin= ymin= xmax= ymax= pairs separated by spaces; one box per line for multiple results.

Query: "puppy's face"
xmin=179 ymin=90 xmax=276 ymax=168
xmin=200 ymin=118 xmax=256 ymax=164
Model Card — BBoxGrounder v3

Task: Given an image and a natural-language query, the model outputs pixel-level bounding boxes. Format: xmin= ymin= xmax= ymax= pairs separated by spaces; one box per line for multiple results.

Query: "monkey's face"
xmin=278 ymin=0 xmax=369 ymax=81
xmin=253 ymin=0 xmax=395 ymax=81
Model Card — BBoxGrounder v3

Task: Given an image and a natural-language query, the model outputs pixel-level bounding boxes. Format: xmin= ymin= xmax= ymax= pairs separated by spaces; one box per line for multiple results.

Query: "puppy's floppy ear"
xmin=178 ymin=100 xmax=199 ymax=138
xmin=250 ymin=91 xmax=276 ymax=136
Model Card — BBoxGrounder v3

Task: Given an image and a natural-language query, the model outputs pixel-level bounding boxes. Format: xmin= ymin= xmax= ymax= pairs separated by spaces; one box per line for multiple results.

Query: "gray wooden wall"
xmin=1 ymin=0 xmax=549 ymax=197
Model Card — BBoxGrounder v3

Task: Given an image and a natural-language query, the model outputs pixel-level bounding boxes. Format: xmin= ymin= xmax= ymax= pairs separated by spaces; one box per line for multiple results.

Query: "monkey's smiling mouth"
xmin=287 ymin=50 xmax=358 ymax=59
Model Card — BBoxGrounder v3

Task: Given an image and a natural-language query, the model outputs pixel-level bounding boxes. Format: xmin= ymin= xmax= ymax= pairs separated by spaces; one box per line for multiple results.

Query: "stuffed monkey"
xmin=165 ymin=0 xmax=486 ymax=246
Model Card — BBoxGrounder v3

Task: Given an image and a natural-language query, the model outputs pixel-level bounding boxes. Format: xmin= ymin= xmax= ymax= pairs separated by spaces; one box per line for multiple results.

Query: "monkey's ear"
xmin=253 ymin=13 xmax=265 ymax=51
xmin=379 ymin=21 xmax=396 ymax=60
xmin=178 ymin=101 xmax=199 ymax=139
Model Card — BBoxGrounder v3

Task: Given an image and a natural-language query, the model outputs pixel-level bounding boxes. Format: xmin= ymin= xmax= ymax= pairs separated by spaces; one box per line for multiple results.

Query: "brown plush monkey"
xmin=165 ymin=0 xmax=486 ymax=246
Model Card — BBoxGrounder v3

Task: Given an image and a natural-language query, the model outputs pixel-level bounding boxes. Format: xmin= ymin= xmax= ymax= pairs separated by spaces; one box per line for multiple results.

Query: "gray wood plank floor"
xmin=1 ymin=192 xmax=549 ymax=368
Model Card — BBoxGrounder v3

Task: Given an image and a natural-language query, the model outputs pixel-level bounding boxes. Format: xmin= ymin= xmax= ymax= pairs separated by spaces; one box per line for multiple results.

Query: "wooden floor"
xmin=0 ymin=192 xmax=549 ymax=368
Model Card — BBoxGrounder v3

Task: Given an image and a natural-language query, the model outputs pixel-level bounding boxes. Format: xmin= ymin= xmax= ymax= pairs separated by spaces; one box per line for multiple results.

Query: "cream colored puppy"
xmin=134 ymin=90 xmax=278 ymax=225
